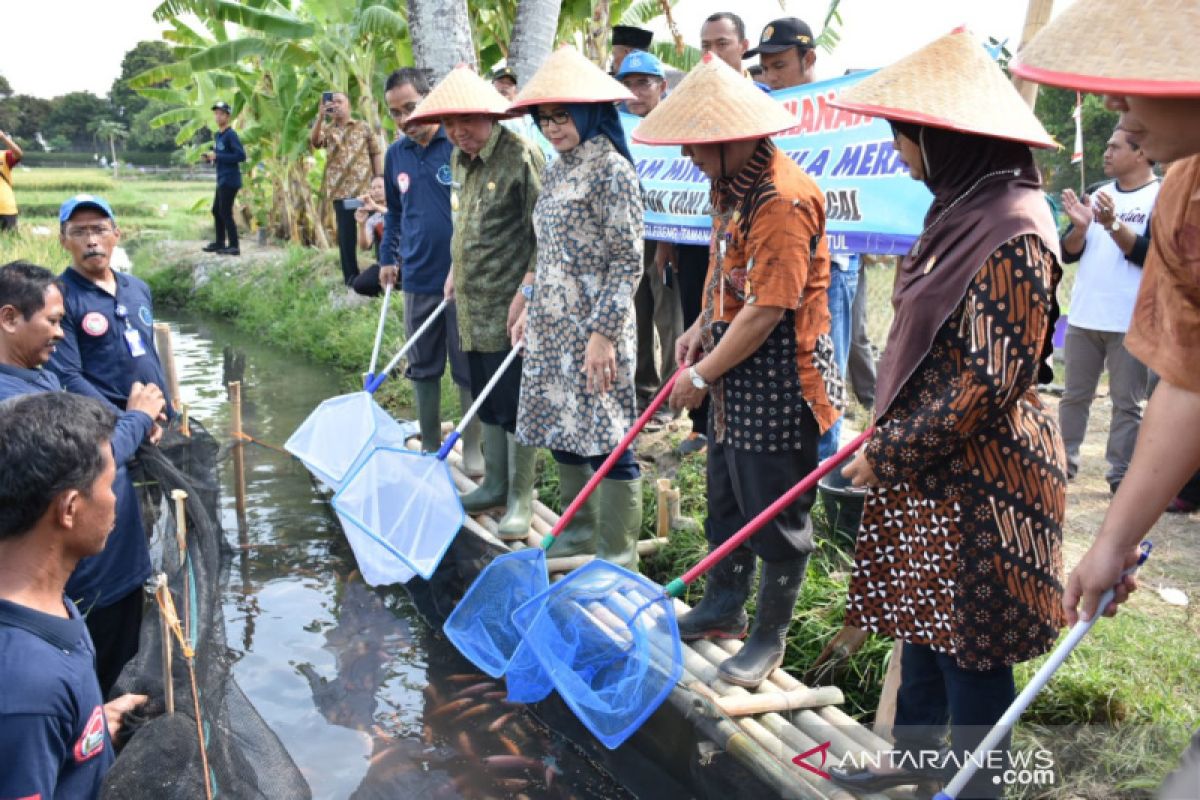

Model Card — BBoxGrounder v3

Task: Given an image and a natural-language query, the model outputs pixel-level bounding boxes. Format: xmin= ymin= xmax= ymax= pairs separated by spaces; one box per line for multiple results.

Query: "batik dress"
xmin=516 ymin=135 xmax=644 ymax=456
xmin=846 ymin=234 xmax=1068 ymax=670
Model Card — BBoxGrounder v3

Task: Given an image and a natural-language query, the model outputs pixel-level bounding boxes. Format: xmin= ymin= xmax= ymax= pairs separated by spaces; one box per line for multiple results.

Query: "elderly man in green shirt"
xmin=407 ymin=66 xmax=546 ymax=539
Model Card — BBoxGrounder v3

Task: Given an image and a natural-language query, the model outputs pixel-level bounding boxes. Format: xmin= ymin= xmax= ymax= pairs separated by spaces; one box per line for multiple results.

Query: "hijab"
xmin=559 ymin=102 xmax=635 ymax=163
xmin=873 ymin=124 xmax=1061 ymax=418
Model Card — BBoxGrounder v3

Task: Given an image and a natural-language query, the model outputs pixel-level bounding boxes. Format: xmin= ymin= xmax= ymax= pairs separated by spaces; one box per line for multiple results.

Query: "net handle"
xmin=665 ymin=426 xmax=876 ymax=597
xmin=934 ymin=541 xmax=1152 ymax=800
xmin=364 ymin=284 xmax=393 ymax=388
xmin=437 ymin=342 xmax=523 ymax=460
xmin=542 ymin=366 xmax=687 ymax=551
xmin=365 ymin=298 xmax=448 ymax=393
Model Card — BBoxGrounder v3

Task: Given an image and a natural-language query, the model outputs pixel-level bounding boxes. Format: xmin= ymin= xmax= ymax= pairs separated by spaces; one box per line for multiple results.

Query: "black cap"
xmin=489 ymin=66 xmax=517 ymax=84
xmin=211 ymin=100 xmax=232 ymax=112
xmin=612 ymin=25 xmax=653 ymax=50
xmin=744 ymin=17 xmax=815 ymax=58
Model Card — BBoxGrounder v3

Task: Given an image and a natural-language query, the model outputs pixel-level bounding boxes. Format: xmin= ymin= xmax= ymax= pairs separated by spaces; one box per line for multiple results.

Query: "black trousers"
xmin=85 ymin=586 xmax=145 ymax=699
xmin=466 ymin=349 xmax=523 ymax=433
xmin=705 ymin=405 xmax=819 ymax=562
xmin=351 ymin=263 xmax=383 ymax=297
xmin=676 ymin=243 xmax=710 ymax=436
xmin=212 ymin=185 xmax=239 ymax=248
xmin=333 ymin=198 xmax=359 ymax=285
xmin=892 ymin=642 xmax=1016 ymax=799
xmin=0 ymin=214 xmax=16 ymax=232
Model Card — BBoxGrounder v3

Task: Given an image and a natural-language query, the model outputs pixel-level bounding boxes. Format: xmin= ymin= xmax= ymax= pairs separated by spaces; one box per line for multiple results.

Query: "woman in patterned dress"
xmin=508 ymin=48 xmax=646 ymax=569
xmin=825 ymin=31 xmax=1067 ymax=799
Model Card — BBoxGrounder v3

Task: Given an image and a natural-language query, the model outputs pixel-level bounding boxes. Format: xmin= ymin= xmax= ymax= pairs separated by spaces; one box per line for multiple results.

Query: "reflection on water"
xmin=162 ymin=312 xmax=631 ymax=800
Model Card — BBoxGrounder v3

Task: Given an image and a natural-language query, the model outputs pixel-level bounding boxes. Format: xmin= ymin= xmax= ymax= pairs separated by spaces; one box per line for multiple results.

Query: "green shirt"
xmin=451 ymin=124 xmax=545 ymax=352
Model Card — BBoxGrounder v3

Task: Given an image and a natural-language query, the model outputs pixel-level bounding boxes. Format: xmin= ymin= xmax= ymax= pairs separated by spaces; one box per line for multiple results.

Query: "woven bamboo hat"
xmin=508 ymin=45 xmax=634 ymax=112
xmin=1011 ymin=0 xmax=1200 ymax=96
xmin=829 ymin=28 xmax=1056 ymax=149
xmin=631 ymin=53 xmax=797 ymax=145
xmin=407 ymin=64 xmax=513 ymax=124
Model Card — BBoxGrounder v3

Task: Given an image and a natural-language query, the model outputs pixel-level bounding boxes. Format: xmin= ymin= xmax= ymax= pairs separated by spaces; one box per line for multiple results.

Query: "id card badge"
xmin=124 ymin=327 xmax=147 ymax=357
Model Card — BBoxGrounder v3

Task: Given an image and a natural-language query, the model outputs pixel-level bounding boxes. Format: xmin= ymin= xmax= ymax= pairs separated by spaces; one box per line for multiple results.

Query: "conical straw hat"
xmin=508 ymin=46 xmax=634 ymax=112
xmin=829 ymin=28 xmax=1056 ymax=149
xmin=1012 ymin=0 xmax=1200 ymax=97
xmin=632 ymin=53 xmax=797 ymax=145
xmin=407 ymin=65 xmax=513 ymax=124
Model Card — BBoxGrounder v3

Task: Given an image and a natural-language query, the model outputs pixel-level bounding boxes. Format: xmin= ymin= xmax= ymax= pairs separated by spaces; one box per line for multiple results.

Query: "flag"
xmin=1071 ymin=92 xmax=1084 ymax=165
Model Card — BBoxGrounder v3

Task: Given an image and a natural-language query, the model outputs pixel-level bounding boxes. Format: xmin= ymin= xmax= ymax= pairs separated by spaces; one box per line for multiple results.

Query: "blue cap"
xmin=59 ymin=194 xmax=116 ymax=225
xmin=616 ymin=51 xmax=665 ymax=80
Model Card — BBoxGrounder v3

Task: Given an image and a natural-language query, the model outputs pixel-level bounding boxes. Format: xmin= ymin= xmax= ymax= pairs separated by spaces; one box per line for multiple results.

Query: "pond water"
xmin=161 ymin=311 xmax=633 ymax=800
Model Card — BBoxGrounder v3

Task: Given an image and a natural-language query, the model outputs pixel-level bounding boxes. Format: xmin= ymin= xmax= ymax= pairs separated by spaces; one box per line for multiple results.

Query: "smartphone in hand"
xmin=321 ymin=91 xmax=333 ymax=114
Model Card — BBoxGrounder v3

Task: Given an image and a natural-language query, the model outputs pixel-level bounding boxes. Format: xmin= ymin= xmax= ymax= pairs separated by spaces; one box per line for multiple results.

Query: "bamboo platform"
xmin=432 ymin=434 xmax=910 ymax=800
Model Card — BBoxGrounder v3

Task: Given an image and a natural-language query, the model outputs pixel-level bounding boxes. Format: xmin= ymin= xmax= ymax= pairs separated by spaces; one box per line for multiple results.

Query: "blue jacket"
xmin=48 ymin=267 xmax=173 ymax=416
xmin=380 ymin=128 xmax=454 ymax=296
xmin=213 ymin=126 xmax=246 ymax=188
xmin=0 ymin=598 xmax=114 ymax=800
xmin=0 ymin=364 xmax=154 ymax=610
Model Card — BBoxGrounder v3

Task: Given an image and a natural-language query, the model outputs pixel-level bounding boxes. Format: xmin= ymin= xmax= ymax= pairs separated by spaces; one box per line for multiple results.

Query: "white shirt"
xmin=1068 ymin=178 xmax=1160 ymax=332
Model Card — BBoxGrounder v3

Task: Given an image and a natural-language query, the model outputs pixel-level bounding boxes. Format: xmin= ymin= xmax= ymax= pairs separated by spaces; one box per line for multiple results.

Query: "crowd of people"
xmin=1 ymin=1 xmax=1198 ymax=798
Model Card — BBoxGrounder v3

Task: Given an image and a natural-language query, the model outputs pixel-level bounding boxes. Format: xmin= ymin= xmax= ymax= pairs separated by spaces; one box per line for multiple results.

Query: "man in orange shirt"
xmin=637 ymin=55 xmax=843 ymax=688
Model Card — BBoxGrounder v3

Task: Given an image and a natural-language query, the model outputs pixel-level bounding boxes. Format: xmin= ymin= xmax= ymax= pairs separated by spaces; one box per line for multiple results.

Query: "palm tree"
xmin=507 ymin=0 xmax=561 ymax=83
xmin=90 ymin=120 xmax=129 ymax=177
xmin=407 ymin=0 xmax=476 ymax=79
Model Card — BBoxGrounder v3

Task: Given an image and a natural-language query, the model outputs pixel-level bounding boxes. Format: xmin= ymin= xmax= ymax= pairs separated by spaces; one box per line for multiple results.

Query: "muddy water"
xmin=161 ymin=311 xmax=631 ymax=800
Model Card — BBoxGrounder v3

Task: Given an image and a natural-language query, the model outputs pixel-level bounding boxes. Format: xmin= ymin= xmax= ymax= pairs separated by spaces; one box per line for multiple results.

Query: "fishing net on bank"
xmin=103 ymin=419 xmax=311 ymax=799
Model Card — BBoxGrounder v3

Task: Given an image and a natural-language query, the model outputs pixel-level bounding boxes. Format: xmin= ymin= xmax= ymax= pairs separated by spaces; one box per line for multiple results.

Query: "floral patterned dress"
xmin=846 ymin=235 xmax=1068 ymax=671
xmin=516 ymin=135 xmax=644 ymax=456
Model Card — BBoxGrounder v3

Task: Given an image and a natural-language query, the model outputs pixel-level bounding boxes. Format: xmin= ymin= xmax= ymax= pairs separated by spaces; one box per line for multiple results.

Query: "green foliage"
xmin=110 ymin=41 xmax=177 ymax=122
xmin=1035 ymin=87 xmax=1119 ymax=194
xmin=43 ymin=92 xmax=111 ymax=149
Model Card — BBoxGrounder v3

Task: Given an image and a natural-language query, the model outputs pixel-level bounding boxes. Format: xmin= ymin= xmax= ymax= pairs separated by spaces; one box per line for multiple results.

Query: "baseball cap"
xmin=745 ymin=17 xmax=815 ymax=58
xmin=616 ymin=50 xmax=666 ymax=80
xmin=58 ymin=194 xmax=116 ymax=225
xmin=489 ymin=66 xmax=517 ymax=84
xmin=211 ymin=100 xmax=232 ymax=112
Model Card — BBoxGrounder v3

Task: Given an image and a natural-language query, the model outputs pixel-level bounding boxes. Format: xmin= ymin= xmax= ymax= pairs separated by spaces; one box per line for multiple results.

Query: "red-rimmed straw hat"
xmin=829 ymin=27 xmax=1057 ymax=149
xmin=407 ymin=64 xmax=513 ymax=125
xmin=507 ymin=45 xmax=634 ymax=113
xmin=1011 ymin=0 xmax=1200 ymax=97
xmin=631 ymin=53 xmax=797 ymax=145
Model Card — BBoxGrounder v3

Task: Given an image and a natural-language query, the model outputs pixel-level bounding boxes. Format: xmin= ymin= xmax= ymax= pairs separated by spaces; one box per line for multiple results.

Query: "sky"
xmin=1 ymin=0 xmax=1067 ymax=99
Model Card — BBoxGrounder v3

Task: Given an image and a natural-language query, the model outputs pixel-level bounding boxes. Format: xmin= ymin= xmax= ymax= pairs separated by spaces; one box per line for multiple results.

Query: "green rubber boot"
xmin=413 ymin=379 xmax=442 ymax=454
xmin=546 ymin=462 xmax=598 ymax=558
xmin=457 ymin=386 xmax=484 ymax=477
xmin=460 ymin=423 xmax=508 ymax=512
xmin=595 ymin=476 xmax=643 ymax=571
xmin=497 ymin=434 xmax=537 ymax=541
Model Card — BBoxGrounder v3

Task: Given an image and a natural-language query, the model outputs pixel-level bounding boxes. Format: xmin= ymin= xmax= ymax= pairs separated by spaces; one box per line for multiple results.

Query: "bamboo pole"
xmin=180 ymin=403 xmax=191 ymax=438
xmin=171 ymin=490 xmax=190 ymax=644
xmin=708 ymin=686 xmax=845 ymax=718
xmin=1012 ymin=0 xmax=1056 ymax=108
xmin=544 ymin=538 xmax=668 ymax=573
xmin=153 ymin=323 xmax=182 ymax=413
xmin=656 ymin=478 xmax=673 ymax=538
xmin=228 ymin=381 xmax=247 ymax=523
xmin=152 ymin=576 xmax=175 ymax=715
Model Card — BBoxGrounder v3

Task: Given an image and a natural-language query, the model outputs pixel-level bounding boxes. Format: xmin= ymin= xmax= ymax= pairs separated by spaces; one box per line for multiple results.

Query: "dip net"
xmin=103 ymin=419 xmax=311 ymax=799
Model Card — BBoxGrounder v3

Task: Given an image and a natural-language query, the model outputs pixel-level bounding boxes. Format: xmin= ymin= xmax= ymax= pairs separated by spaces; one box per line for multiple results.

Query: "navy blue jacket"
xmin=48 ymin=267 xmax=173 ymax=415
xmin=380 ymin=128 xmax=454 ymax=296
xmin=0 ymin=598 xmax=114 ymax=799
xmin=213 ymin=126 xmax=246 ymax=189
xmin=0 ymin=364 xmax=154 ymax=610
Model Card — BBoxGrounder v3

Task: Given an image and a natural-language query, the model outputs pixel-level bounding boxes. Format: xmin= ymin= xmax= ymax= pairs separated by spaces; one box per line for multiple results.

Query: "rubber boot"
xmin=496 ymin=434 xmax=537 ymax=541
xmin=457 ymin=386 xmax=484 ymax=478
xmin=546 ymin=462 xmax=598 ymax=558
xmin=594 ymin=476 xmax=643 ymax=571
xmin=413 ymin=379 xmax=442 ymax=454
xmin=718 ymin=555 xmax=810 ymax=688
xmin=675 ymin=543 xmax=754 ymax=641
xmin=460 ymin=423 xmax=508 ymax=512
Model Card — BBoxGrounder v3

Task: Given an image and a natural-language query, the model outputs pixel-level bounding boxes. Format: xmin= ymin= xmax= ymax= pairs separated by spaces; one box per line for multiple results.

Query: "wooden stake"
xmin=154 ymin=577 xmax=175 ymax=715
xmin=228 ymin=381 xmax=247 ymax=522
xmin=872 ymin=640 xmax=904 ymax=741
xmin=171 ymin=490 xmax=191 ymax=643
xmin=180 ymin=403 xmax=191 ymax=438
xmin=153 ymin=323 xmax=183 ymax=412
xmin=656 ymin=478 xmax=673 ymax=539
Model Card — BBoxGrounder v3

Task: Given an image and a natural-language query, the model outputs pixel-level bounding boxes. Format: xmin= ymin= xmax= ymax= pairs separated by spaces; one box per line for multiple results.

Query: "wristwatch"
xmin=520 ymin=284 xmax=533 ymax=300
xmin=689 ymin=366 xmax=708 ymax=390
xmin=1109 ymin=219 xmax=1121 ymax=233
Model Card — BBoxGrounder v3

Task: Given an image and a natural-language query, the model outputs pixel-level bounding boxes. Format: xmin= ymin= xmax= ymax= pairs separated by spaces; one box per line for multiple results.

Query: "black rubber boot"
xmin=675 ymin=545 xmax=755 ymax=641
xmin=718 ymin=555 xmax=810 ymax=688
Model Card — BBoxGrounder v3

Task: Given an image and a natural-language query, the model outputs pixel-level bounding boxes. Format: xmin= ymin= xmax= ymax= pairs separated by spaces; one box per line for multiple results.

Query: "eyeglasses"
xmin=535 ymin=110 xmax=572 ymax=130
xmin=388 ymin=103 xmax=420 ymax=119
xmin=64 ymin=225 xmax=114 ymax=239
xmin=621 ymin=77 xmax=661 ymax=92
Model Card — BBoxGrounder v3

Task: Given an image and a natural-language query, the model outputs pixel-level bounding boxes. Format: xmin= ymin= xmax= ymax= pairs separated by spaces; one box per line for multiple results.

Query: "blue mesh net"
xmin=443 ymin=547 xmax=549 ymax=678
xmin=284 ymin=392 xmax=412 ymax=491
xmin=518 ymin=561 xmax=682 ymax=749
xmin=503 ymin=592 xmax=553 ymax=702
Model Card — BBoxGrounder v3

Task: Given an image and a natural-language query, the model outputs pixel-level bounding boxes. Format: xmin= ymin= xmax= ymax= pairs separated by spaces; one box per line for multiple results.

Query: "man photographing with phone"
xmin=311 ymin=91 xmax=383 ymax=288
xmin=200 ymin=101 xmax=245 ymax=256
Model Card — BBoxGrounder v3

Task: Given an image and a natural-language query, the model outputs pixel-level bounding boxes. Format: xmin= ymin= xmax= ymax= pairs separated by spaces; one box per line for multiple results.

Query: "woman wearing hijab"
xmin=825 ymin=30 xmax=1066 ymax=798
xmin=508 ymin=47 xmax=645 ymax=569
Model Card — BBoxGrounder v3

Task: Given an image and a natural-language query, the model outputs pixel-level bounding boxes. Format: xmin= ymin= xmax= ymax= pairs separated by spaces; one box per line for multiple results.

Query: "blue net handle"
xmin=436 ymin=342 xmax=523 ymax=460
